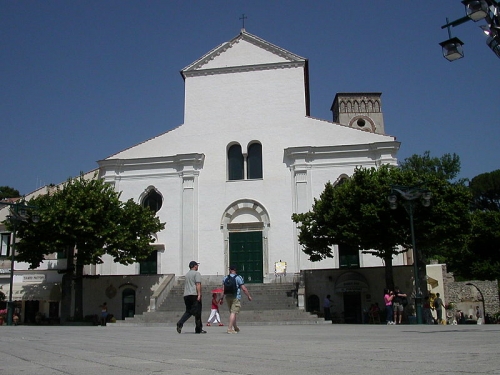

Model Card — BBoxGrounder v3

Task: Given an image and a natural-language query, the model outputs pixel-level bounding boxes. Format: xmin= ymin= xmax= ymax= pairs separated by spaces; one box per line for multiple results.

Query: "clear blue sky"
xmin=1 ymin=1 xmax=499 ymax=195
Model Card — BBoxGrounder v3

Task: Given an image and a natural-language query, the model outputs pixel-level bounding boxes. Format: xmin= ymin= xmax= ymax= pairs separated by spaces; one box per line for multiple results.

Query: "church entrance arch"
xmin=221 ymin=199 xmax=270 ymax=283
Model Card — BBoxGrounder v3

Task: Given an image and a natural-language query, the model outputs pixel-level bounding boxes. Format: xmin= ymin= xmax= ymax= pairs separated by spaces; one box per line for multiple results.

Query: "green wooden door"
xmin=229 ymin=231 xmax=263 ymax=283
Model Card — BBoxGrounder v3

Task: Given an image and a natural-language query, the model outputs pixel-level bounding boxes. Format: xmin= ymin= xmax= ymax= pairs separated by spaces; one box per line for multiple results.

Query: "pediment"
xmin=182 ymin=31 xmax=306 ymax=78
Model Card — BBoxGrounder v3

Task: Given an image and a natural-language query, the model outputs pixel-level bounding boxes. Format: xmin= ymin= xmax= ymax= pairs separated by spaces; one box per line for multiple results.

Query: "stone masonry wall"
xmin=431 ymin=264 xmax=499 ymax=317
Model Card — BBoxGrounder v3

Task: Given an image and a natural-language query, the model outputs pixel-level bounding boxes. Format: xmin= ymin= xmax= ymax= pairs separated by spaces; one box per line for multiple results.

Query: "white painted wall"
xmin=98 ymin=31 xmax=401 ymax=281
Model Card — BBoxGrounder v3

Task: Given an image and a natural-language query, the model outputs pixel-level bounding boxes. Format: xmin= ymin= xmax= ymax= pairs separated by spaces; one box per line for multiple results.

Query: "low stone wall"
xmin=82 ymin=274 xmax=169 ymax=320
xmin=446 ymin=279 xmax=499 ymax=317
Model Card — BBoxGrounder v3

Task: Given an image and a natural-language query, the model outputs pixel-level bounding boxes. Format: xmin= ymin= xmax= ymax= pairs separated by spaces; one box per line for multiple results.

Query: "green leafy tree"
xmin=445 ymin=170 xmax=500 ymax=280
xmin=447 ymin=210 xmax=500 ymax=280
xmin=399 ymin=151 xmax=461 ymax=181
xmin=293 ymin=165 xmax=409 ymax=288
xmin=11 ymin=174 xmax=165 ymax=321
xmin=292 ymin=153 xmax=471 ymax=289
xmin=0 ymin=186 xmax=20 ymax=199
xmin=469 ymin=169 xmax=500 ymax=211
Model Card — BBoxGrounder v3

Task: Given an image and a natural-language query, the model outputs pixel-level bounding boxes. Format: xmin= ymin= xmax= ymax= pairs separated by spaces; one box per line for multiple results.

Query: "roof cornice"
xmin=181 ymin=30 xmax=306 ymax=79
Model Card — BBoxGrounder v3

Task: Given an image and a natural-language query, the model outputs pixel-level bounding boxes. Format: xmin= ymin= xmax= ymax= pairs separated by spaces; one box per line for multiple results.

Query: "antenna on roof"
xmin=239 ymin=14 xmax=247 ymax=31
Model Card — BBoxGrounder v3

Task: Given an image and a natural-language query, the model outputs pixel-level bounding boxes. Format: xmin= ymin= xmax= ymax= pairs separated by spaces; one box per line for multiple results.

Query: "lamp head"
xmin=439 ymin=37 xmax=465 ymax=61
xmin=487 ymin=34 xmax=500 ymax=58
xmin=462 ymin=0 xmax=489 ymax=21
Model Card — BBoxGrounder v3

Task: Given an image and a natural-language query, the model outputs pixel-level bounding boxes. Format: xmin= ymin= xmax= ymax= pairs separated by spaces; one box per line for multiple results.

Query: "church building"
xmin=1 ymin=30 xmax=409 ymax=323
xmin=97 ymin=30 xmax=401 ymax=281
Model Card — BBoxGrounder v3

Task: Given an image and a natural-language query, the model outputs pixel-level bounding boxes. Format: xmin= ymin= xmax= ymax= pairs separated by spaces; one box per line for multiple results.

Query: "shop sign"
xmin=22 ymin=274 xmax=45 ymax=282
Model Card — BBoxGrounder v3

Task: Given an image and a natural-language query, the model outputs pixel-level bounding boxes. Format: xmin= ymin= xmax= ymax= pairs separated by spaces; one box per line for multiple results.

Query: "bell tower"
xmin=331 ymin=93 xmax=385 ymax=135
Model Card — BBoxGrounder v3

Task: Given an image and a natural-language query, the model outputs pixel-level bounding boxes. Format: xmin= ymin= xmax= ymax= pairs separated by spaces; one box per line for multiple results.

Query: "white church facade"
xmin=1 ymin=30 xmax=414 ymax=323
xmin=97 ymin=30 xmax=402 ymax=280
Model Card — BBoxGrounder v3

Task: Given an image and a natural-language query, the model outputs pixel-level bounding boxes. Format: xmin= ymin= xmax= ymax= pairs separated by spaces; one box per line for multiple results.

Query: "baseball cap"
xmin=189 ymin=261 xmax=199 ymax=268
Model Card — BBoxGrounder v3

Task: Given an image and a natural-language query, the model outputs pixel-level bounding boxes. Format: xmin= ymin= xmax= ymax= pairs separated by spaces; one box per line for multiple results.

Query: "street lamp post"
xmin=440 ymin=0 xmax=500 ymax=61
xmin=466 ymin=282 xmax=486 ymax=322
xmin=0 ymin=200 xmax=39 ymax=325
xmin=388 ymin=186 xmax=432 ymax=324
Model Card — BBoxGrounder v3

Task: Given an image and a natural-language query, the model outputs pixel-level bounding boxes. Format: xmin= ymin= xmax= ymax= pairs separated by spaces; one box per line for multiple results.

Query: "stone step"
xmin=160 ymin=282 xmax=299 ymax=312
xmin=114 ymin=281 xmax=325 ymax=326
xmin=115 ymin=309 xmax=325 ymax=326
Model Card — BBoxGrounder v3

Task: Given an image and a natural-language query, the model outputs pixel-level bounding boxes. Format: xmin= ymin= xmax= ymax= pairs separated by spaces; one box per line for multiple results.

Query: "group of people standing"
xmin=176 ymin=261 xmax=252 ymax=334
xmin=384 ymin=287 xmax=408 ymax=325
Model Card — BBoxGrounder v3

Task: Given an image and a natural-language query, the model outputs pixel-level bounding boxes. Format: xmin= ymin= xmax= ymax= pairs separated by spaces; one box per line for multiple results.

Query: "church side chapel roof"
xmin=181 ymin=30 xmax=307 ymax=78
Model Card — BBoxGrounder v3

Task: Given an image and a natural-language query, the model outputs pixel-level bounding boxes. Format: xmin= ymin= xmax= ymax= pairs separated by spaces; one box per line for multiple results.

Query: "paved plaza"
xmin=0 ymin=323 xmax=498 ymax=375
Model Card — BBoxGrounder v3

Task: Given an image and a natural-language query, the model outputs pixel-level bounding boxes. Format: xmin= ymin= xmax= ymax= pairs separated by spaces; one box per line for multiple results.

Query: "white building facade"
xmin=1 ymin=30 xmax=409 ymax=323
xmin=97 ymin=30 xmax=402 ymax=282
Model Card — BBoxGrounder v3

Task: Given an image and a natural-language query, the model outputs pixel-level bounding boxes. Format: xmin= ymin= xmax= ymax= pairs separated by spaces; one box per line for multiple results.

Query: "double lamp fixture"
xmin=440 ymin=0 xmax=500 ymax=61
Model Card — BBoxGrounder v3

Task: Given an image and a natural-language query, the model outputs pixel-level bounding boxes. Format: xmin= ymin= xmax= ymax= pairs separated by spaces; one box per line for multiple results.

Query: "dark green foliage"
xmin=0 ymin=186 xmax=20 ymax=199
xmin=447 ymin=169 xmax=500 ymax=280
xmin=13 ymin=173 xmax=165 ymax=268
xmin=292 ymin=152 xmax=472 ymax=288
xmin=469 ymin=169 xmax=500 ymax=211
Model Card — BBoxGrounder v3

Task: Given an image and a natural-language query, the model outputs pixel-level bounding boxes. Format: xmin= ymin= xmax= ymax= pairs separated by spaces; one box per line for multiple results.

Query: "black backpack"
xmin=223 ymin=275 xmax=238 ymax=295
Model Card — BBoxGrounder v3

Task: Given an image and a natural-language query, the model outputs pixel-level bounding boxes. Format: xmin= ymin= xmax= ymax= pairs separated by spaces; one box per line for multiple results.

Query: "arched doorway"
xmin=221 ymin=199 xmax=270 ymax=283
xmin=121 ymin=288 xmax=135 ymax=319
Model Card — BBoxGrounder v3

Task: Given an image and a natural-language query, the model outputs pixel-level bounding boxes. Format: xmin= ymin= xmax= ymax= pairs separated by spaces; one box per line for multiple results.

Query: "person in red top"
xmin=206 ymin=293 xmax=224 ymax=326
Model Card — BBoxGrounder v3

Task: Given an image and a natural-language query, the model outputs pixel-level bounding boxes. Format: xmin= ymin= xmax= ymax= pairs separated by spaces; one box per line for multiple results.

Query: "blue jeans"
xmin=385 ymin=305 xmax=393 ymax=323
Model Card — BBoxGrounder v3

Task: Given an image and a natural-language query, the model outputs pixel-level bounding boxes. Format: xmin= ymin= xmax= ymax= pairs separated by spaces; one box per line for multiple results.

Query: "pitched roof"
xmin=181 ymin=30 xmax=307 ymax=79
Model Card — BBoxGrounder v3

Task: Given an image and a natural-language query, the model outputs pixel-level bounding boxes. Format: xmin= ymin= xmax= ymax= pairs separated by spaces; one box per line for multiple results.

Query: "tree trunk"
xmin=384 ymin=254 xmax=395 ymax=291
xmin=74 ymin=259 xmax=84 ymax=321
xmin=60 ymin=246 xmax=74 ymax=324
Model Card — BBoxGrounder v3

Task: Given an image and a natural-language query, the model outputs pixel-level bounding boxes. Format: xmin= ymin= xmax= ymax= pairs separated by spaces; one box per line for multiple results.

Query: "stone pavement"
xmin=0 ymin=323 xmax=498 ymax=375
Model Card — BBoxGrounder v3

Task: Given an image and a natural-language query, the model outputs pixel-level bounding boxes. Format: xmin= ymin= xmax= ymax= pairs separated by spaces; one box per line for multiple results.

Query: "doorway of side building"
xmin=343 ymin=293 xmax=362 ymax=324
xmin=122 ymin=288 xmax=135 ymax=319
xmin=228 ymin=231 xmax=263 ymax=283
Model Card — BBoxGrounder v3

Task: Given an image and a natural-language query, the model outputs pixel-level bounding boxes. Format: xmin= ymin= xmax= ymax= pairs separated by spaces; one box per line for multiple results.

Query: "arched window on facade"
xmin=139 ymin=188 xmax=161 ymax=275
xmin=142 ymin=189 xmax=162 ymax=213
xmin=247 ymin=142 xmax=263 ymax=179
xmin=228 ymin=144 xmax=244 ymax=180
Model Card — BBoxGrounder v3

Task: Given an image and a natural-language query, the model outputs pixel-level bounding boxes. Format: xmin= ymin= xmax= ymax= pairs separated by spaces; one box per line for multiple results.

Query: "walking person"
xmin=384 ymin=288 xmax=394 ymax=325
xmin=176 ymin=261 xmax=206 ymax=334
xmin=206 ymin=293 xmax=224 ymax=326
xmin=434 ymin=293 xmax=444 ymax=324
xmin=221 ymin=265 xmax=252 ymax=334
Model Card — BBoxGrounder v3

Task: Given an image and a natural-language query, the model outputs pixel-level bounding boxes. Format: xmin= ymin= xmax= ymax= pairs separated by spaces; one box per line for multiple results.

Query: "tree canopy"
xmin=13 ymin=174 xmax=165 ymax=268
xmin=445 ymin=169 xmax=500 ymax=280
xmin=9 ymin=174 xmax=165 ymax=321
xmin=0 ymin=186 xmax=20 ymax=200
xmin=469 ymin=169 xmax=500 ymax=212
xmin=292 ymin=152 xmax=471 ymax=289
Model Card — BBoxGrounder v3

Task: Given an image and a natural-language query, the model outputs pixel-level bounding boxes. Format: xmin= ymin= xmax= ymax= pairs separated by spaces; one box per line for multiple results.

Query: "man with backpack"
xmin=221 ymin=265 xmax=252 ymax=334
